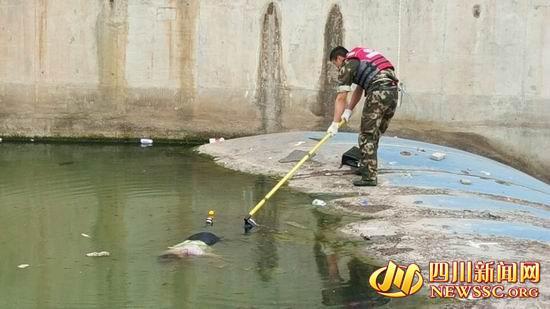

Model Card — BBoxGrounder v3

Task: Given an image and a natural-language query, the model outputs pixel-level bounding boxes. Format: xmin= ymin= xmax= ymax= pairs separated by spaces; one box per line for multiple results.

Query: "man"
xmin=327 ymin=46 xmax=398 ymax=186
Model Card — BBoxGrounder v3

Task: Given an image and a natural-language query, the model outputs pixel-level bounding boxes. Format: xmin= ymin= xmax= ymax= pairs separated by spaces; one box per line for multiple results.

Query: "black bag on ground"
xmin=340 ymin=146 xmax=362 ymax=168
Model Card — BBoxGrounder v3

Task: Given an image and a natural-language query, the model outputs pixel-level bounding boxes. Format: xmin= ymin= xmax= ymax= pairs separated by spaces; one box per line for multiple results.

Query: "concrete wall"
xmin=0 ymin=0 xmax=548 ymax=179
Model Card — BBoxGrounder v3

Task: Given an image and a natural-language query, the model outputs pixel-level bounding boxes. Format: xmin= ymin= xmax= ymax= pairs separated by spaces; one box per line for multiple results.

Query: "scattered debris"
xmin=481 ymin=171 xmax=491 ymax=176
xmin=468 ymin=241 xmax=498 ymax=248
xmin=86 ymin=251 xmax=110 ymax=257
xmin=413 ymin=200 xmax=423 ymax=204
xmin=81 ymin=233 xmax=91 ymax=238
xmin=481 ymin=211 xmax=499 ymax=220
xmin=495 ymin=180 xmax=511 ymax=186
xmin=285 ymin=221 xmax=307 ymax=229
xmin=17 ymin=264 xmax=30 ymax=269
xmin=417 ymin=148 xmax=426 ymax=152
xmin=140 ymin=138 xmax=153 ymax=146
xmin=293 ymin=141 xmax=305 ymax=146
xmin=312 ymin=199 xmax=327 ymax=207
xmin=359 ymin=199 xmax=369 ymax=206
xmin=460 ymin=179 xmax=472 ymax=185
xmin=430 ymin=152 xmax=447 ymax=161
xmin=360 ymin=233 xmax=371 ymax=241
xmin=208 ymin=138 xmax=225 ymax=144
xmin=400 ymin=151 xmax=412 ymax=156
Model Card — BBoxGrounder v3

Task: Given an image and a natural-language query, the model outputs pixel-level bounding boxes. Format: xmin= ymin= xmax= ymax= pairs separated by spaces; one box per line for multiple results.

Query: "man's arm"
xmin=332 ymin=92 xmax=348 ymax=123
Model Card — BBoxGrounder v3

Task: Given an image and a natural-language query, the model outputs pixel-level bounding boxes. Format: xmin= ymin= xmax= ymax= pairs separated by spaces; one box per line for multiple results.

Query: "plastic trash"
xmin=140 ymin=138 xmax=153 ymax=145
xmin=209 ymin=138 xmax=225 ymax=144
xmin=86 ymin=251 xmax=110 ymax=257
xmin=400 ymin=151 xmax=412 ymax=156
xmin=17 ymin=264 xmax=30 ymax=269
xmin=312 ymin=199 xmax=327 ymax=207
xmin=81 ymin=233 xmax=91 ymax=238
xmin=0 ymin=138 xmax=2 ymax=143
xmin=460 ymin=179 xmax=472 ymax=185
xmin=359 ymin=199 xmax=369 ymax=206
xmin=480 ymin=171 xmax=491 ymax=176
xmin=430 ymin=152 xmax=446 ymax=161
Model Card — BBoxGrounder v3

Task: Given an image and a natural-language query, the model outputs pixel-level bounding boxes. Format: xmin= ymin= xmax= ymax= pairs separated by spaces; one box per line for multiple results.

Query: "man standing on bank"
xmin=326 ymin=46 xmax=399 ymax=186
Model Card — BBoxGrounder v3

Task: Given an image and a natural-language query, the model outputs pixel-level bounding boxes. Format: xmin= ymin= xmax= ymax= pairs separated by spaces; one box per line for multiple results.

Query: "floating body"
xmin=160 ymin=232 xmax=220 ymax=259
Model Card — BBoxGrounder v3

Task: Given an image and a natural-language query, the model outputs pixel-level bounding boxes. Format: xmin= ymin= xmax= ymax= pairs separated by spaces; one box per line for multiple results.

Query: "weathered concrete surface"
xmin=0 ymin=0 xmax=549 ymax=180
xmin=198 ymin=131 xmax=550 ymax=308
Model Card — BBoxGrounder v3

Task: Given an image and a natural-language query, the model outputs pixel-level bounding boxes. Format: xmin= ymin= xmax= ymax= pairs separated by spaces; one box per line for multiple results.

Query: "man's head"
xmin=329 ymin=46 xmax=348 ymax=69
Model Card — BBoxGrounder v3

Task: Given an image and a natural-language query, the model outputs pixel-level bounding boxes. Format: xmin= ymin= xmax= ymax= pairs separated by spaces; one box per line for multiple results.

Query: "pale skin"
xmin=331 ymin=55 xmax=364 ymax=122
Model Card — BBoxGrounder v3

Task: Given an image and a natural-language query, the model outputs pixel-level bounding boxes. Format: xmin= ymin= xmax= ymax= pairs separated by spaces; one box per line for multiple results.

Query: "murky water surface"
xmin=0 ymin=143 xmax=427 ymax=308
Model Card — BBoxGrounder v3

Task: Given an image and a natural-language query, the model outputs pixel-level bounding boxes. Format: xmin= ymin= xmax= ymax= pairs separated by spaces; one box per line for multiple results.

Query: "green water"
xmin=0 ymin=143 xmax=417 ymax=308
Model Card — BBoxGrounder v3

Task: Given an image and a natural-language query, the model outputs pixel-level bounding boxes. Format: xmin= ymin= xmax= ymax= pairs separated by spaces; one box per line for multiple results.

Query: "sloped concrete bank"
xmin=198 ymin=131 xmax=550 ymax=308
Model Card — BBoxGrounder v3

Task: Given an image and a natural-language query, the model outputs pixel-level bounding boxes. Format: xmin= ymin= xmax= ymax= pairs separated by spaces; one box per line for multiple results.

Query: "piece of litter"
xmin=324 ymin=172 xmax=332 ymax=176
xmin=480 ymin=171 xmax=491 ymax=176
xmin=293 ymin=141 xmax=305 ymax=146
xmin=460 ymin=179 xmax=472 ymax=185
xmin=0 ymin=138 xmax=2 ymax=143
xmin=17 ymin=264 xmax=30 ymax=269
xmin=400 ymin=151 xmax=412 ymax=156
xmin=360 ymin=233 xmax=371 ymax=241
xmin=209 ymin=137 xmax=225 ymax=144
xmin=359 ymin=199 xmax=368 ymax=206
xmin=81 ymin=233 xmax=91 ymax=238
xmin=30 ymin=138 xmax=34 ymax=142
xmin=417 ymin=148 xmax=426 ymax=152
xmin=430 ymin=152 xmax=446 ymax=161
xmin=140 ymin=138 xmax=153 ymax=145
xmin=312 ymin=199 xmax=326 ymax=207
xmin=86 ymin=251 xmax=110 ymax=257
xmin=413 ymin=200 xmax=423 ymax=204
xmin=388 ymin=161 xmax=397 ymax=165
xmin=268 ymin=157 xmax=272 ymax=160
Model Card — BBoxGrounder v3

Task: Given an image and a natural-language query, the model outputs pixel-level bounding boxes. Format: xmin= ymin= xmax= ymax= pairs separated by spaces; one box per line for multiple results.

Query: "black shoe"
xmin=353 ymin=178 xmax=377 ymax=186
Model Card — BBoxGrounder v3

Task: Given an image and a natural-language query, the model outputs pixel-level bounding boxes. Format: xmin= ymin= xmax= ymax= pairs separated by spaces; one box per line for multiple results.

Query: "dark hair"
xmin=329 ymin=46 xmax=348 ymax=61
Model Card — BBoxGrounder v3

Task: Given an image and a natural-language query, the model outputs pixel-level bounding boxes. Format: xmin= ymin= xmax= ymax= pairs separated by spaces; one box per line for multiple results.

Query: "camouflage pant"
xmin=359 ymin=80 xmax=398 ymax=180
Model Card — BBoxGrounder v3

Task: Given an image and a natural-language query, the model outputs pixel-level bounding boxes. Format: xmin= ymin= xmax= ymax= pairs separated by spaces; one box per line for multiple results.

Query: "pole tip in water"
xmin=244 ymin=217 xmax=257 ymax=233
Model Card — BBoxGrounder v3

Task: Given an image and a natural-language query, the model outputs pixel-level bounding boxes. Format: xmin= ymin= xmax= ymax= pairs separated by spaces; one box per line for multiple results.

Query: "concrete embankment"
xmin=1 ymin=1 xmax=549 ymax=181
xmin=198 ymin=131 xmax=550 ymax=307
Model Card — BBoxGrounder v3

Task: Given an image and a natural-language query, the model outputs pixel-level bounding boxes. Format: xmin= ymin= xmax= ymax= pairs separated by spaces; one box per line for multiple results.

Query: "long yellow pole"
xmin=247 ymin=120 xmax=345 ymax=217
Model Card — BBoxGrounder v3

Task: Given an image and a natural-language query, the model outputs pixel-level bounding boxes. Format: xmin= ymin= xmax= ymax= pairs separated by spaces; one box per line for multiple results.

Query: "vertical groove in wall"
xmin=315 ymin=4 xmax=344 ymax=122
xmin=37 ymin=0 xmax=48 ymax=76
xmin=96 ymin=0 xmax=128 ymax=114
xmin=256 ymin=2 xmax=286 ymax=133
xmin=175 ymin=0 xmax=198 ymax=120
